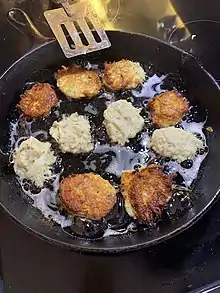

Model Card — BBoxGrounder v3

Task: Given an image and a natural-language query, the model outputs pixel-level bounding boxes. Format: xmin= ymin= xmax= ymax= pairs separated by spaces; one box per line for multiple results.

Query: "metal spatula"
xmin=44 ymin=0 xmax=111 ymax=58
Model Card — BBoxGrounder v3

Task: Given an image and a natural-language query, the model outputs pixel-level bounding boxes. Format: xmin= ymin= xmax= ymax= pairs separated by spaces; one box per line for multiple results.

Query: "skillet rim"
xmin=0 ymin=30 xmax=220 ymax=254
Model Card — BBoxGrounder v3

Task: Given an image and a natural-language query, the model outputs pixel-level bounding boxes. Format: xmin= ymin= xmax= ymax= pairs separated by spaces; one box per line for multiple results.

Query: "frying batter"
xmin=59 ymin=173 xmax=117 ymax=219
xmin=56 ymin=66 xmax=102 ymax=99
xmin=18 ymin=83 xmax=58 ymax=118
xmin=13 ymin=137 xmax=56 ymax=187
xmin=102 ymin=59 xmax=145 ymax=90
xmin=49 ymin=113 xmax=93 ymax=154
xmin=121 ymin=165 xmax=174 ymax=222
xmin=103 ymin=100 xmax=144 ymax=145
xmin=148 ymin=90 xmax=189 ymax=128
xmin=150 ymin=126 xmax=203 ymax=163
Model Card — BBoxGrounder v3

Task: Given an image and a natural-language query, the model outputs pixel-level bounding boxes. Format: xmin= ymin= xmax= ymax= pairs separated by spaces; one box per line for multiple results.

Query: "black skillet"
xmin=0 ymin=8 xmax=220 ymax=254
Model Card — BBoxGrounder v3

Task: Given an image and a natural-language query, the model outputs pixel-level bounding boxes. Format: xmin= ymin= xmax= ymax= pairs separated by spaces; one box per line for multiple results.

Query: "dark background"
xmin=1 ymin=0 xmax=220 ymax=292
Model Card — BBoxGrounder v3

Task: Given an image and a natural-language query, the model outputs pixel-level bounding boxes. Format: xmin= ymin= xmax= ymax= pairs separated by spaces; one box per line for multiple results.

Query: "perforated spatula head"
xmin=44 ymin=0 xmax=111 ymax=58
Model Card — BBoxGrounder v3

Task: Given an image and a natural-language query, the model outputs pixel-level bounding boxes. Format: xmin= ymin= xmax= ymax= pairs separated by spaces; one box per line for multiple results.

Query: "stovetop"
xmin=1 ymin=1 xmax=220 ymax=292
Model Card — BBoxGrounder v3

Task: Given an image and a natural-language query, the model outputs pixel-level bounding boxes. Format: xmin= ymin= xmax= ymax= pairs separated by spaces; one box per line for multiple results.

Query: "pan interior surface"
xmin=0 ymin=31 xmax=220 ymax=253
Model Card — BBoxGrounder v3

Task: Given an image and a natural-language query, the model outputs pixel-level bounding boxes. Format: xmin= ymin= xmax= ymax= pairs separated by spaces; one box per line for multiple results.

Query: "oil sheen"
xmin=6 ymin=64 xmax=208 ymax=238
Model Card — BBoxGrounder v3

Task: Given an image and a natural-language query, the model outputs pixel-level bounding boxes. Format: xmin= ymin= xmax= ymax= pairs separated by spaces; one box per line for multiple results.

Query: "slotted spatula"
xmin=44 ymin=0 xmax=111 ymax=58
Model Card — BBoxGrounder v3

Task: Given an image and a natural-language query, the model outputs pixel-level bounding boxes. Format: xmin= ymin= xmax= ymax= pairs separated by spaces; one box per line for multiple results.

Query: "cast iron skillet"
xmin=0 ymin=9 xmax=220 ymax=253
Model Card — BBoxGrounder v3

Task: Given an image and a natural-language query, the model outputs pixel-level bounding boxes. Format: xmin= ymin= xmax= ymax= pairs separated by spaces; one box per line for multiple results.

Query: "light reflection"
xmin=88 ymin=0 xmax=119 ymax=30
xmin=9 ymin=0 xmax=190 ymax=44
xmin=88 ymin=0 xmax=188 ymax=42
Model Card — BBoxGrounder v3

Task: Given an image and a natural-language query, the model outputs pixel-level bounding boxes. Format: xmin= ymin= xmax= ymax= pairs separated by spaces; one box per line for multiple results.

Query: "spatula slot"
xmin=73 ymin=21 xmax=89 ymax=46
xmin=85 ymin=17 xmax=102 ymax=43
xmin=60 ymin=23 xmax=75 ymax=49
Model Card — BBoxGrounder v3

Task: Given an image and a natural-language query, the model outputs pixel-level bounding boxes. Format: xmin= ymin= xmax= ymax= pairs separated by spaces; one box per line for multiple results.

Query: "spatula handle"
xmin=52 ymin=0 xmax=74 ymax=17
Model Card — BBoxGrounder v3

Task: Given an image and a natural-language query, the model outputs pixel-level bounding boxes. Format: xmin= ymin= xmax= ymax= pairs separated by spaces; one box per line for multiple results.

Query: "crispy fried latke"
xmin=59 ymin=173 xmax=117 ymax=219
xmin=18 ymin=83 xmax=58 ymax=118
xmin=102 ymin=59 xmax=145 ymax=91
xmin=56 ymin=66 xmax=102 ymax=99
xmin=148 ymin=90 xmax=189 ymax=128
xmin=121 ymin=165 xmax=174 ymax=222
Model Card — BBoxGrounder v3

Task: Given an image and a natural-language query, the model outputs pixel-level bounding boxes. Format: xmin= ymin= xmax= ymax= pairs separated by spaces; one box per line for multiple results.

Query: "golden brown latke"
xmin=102 ymin=59 xmax=145 ymax=91
xmin=121 ymin=165 xmax=174 ymax=222
xmin=56 ymin=66 xmax=102 ymax=99
xmin=59 ymin=173 xmax=117 ymax=219
xmin=18 ymin=83 xmax=58 ymax=118
xmin=148 ymin=90 xmax=189 ymax=128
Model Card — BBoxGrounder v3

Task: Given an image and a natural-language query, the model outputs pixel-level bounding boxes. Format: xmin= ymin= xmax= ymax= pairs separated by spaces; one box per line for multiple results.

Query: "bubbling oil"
xmin=5 ymin=63 xmax=209 ymax=239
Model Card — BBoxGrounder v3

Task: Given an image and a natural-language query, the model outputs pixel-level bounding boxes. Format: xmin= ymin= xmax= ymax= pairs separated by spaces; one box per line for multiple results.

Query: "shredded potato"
xmin=13 ymin=137 xmax=56 ymax=187
xmin=103 ymin=100 xmax=144 ymax=145
xmin=150 ymin=127 xmax=203 ymax=162
xmin=50 ymin=113 xmax=93 ymax=154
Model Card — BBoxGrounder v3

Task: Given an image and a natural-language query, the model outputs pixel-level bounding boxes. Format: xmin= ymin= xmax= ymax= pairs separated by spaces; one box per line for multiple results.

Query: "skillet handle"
xmin=6 ymin=8 xmax=53 ymax=44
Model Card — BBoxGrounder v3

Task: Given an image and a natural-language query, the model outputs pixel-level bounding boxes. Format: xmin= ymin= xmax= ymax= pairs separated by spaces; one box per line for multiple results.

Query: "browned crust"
xmin=148 ymin=90 xmax=189 ymax=128
xmin=102 ymin=59 xmax=144 ymax=91
xmin=18 ymin=83 xmax=58 ymax=118
xmin=121 ymin=165 xmax=174 ymax=222
xmin=56 ymin=66 xmax=102 ymax=99
xmin=59 ymin=173 xmax=117 ymax=219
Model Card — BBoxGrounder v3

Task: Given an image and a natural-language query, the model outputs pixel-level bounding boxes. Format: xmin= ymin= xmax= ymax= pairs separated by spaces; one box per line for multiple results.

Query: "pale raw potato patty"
xmin=103 ymin=100 xmax=144 ymax=145
xmin=150 ymin=126 xmax=203 ymax=162
xmin=13 ymin=137 xmax=56 ymax=187
xmin=50 ymin=113 xmax=93 ymax=154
